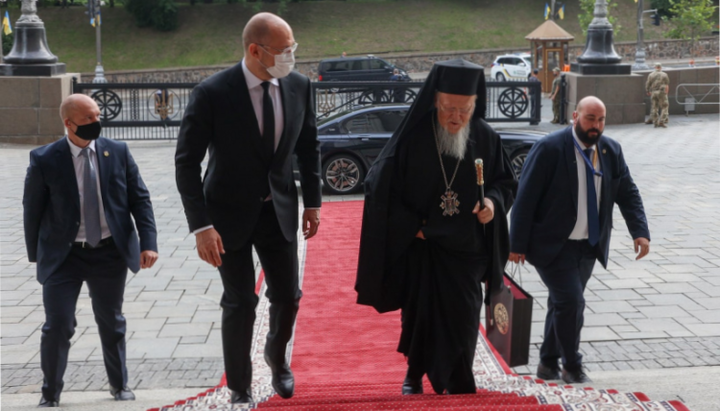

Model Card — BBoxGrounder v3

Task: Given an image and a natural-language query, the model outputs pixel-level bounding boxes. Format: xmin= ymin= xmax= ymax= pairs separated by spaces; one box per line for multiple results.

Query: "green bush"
xmin=123 ymin=0 xmax=178 ymax=31
xmin=154 ymin=0 xmax=178 ymax=31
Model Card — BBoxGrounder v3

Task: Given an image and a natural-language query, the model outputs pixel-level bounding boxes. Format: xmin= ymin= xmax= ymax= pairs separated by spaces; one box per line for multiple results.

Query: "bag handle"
xmin=505 ymin=261 xmax=525 ymax=286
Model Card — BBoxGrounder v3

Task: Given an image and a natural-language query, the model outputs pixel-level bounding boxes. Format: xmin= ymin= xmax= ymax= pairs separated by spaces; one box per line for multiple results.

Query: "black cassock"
xmin=356 ymin=110 xmax=516 ymax=394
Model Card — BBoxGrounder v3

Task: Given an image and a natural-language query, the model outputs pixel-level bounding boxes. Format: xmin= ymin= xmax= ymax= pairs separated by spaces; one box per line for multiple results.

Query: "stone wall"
xmin=78 ymin=37 xmax=719 ymax=84
xmin=0 ymin=74 xmax=77 ymax=145
xmin=635 ymin=66 xmax=720 ymax=115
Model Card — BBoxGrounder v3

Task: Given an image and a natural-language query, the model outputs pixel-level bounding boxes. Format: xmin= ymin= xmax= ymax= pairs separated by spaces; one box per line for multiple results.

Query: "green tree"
xmin=666 ymin=0 xmax=717 ymax=57
xmin=578 ymin=0 xmax=622 ymax=36
xmin=651 ymin=0 xmax=676 ymax=18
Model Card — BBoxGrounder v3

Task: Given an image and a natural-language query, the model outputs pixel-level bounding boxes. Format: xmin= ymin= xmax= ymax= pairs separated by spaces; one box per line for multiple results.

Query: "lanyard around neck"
xmin=572 ymin=137 xmax=603 ymax=177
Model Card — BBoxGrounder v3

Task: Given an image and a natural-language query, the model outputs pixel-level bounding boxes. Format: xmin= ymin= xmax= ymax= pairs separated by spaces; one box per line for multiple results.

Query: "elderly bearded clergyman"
xmin=355 ymin=59 xmax=516 ymax=395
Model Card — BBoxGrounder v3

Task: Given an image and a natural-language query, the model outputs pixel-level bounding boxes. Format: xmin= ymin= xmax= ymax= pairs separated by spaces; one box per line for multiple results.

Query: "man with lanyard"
xmin=509 ymin=96 xmax=650 ymax=384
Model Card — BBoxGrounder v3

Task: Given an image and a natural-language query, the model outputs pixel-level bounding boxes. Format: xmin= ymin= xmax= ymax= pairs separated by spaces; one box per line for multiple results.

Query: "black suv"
xmin=318 ymin=55 xmax=409 ymax=82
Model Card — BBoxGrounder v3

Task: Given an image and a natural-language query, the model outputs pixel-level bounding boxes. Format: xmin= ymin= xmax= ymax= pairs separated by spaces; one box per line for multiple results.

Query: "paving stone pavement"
xmin=1 ymin=109 xmax=719 ymax=398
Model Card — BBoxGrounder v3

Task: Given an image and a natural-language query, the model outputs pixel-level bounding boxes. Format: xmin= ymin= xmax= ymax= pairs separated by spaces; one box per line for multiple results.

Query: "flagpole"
xmin=92 ymin=0 xmax=106 ymax=83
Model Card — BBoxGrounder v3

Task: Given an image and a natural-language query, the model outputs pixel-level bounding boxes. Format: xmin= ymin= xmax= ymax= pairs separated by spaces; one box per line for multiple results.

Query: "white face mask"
xmin=260 ymin=47 xmax=295 ymax=79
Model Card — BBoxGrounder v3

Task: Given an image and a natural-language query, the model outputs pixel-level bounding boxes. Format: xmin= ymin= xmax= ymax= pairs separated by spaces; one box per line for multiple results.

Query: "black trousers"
xmin=41 ymin=240 xmax=128 ymax=401
xmin=217 ymin=201 xmax=301 ymax=392
xmin=536 ymin=240 xmax=596 ymax=371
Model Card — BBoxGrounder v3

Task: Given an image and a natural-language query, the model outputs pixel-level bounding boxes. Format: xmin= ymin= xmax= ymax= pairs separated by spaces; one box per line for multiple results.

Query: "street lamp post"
xmin=92 ymin=0 xmax=106 ymax=83
xmin=633 ymin=0 xmax=650 ymax=70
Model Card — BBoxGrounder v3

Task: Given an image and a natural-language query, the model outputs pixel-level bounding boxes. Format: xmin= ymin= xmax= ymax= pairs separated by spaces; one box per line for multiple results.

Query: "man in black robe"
xmin=355 ymin=60 xmax=516 ymax=395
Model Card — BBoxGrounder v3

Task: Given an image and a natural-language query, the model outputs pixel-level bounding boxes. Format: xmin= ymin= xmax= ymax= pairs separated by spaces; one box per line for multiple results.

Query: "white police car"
xmin=490 ymin=54 xmax=532 ymax=81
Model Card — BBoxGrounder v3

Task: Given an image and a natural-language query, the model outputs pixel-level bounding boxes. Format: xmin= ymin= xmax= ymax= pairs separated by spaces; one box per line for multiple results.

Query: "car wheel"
xmin=496 ymin=72 xmax=506 ymax=81
xmin=322 ymin=154 xmax=365 ymax=195
xmin=510 ymin=148 xmax=530 ymax=179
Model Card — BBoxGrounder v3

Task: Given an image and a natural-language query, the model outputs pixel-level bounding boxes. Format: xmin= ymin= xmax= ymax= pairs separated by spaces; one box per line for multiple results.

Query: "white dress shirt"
xmin=67 ymin=138 xmax=111 ymax=242
xmin=568 ymin=129 xmax=602 ymax=240
xmin=194 ymin=60 xmax=289 ymax=235
xmin=242 ymin=58 xmax=284 ymax=149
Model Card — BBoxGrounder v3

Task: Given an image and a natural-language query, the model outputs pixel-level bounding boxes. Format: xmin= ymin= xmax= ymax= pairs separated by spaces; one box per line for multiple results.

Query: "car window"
xmin=352 ymin=60 xmax=369 ymax=70
xmin=369 ymin=59 xmax=388 ymax=70
xmin=326 ymin=61 xmax=351 ymax=71
xmin=343 ymin=114 xmax=370 ymax=133
xmin=375 ymin=110 xmax=406 ymax=132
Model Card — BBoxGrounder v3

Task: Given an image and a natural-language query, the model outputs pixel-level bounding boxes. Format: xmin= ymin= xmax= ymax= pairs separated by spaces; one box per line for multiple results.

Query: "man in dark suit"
xmin=175 ymin=12 xmax=321 ymax=404
xmin=509 ymin=96 xmax=650 ymax=384
xmin=23 ymin=94 xmax=158 ymax=408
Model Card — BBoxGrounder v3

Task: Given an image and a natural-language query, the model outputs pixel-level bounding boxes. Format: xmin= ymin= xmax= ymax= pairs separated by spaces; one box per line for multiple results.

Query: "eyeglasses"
xmin=438 ymin=103 xmax=475 ymax=116
xmin=259 ymin=42 xmax=298 ymax=56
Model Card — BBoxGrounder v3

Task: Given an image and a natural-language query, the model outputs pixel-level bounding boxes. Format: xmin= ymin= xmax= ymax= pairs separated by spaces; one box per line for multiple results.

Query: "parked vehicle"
xmin=318 ymin=55 xmax=410 ymax=82
xmin=299 ymin=104 xmax=544 ymax=195
xmin=490 ymin=54 xmax=533 ymax=81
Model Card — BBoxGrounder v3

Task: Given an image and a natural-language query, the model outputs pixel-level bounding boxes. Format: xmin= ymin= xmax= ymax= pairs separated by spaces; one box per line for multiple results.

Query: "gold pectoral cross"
xmin=440 ymin=189 xmax=460 ymax=216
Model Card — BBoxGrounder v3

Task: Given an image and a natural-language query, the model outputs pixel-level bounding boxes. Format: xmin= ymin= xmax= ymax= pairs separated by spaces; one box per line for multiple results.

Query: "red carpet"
xmin=148 ymin=200 xmax=692 ymax=411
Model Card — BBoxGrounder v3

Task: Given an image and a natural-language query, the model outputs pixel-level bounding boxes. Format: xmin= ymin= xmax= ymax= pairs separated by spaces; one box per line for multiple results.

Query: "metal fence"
xmin=73 ymin=77 xmax=541 ymax=140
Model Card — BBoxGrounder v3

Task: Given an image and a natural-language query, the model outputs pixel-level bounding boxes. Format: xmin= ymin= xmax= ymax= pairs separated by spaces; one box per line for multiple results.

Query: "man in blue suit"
xmin=509 ymin=96 xmax=650 ymax=384
xmin=23 ymin=94 xmax=158 ymax=407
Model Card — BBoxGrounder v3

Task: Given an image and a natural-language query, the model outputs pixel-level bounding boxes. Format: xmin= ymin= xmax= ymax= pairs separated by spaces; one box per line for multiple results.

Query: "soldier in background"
xmin=645 ymin=62 xmax=669 ymax=128
xmin=549 ymin=67 xmax=561 ymax=124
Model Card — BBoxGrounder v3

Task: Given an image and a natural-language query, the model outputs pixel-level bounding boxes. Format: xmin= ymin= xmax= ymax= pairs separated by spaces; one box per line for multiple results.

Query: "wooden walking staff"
xmin=475 ymin=159 xmax=484 ymax=210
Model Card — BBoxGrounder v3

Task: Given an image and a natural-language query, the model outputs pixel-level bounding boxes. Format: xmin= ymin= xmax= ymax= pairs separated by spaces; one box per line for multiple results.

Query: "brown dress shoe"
xmin=645 ymin=119 xmax=654 ymax=124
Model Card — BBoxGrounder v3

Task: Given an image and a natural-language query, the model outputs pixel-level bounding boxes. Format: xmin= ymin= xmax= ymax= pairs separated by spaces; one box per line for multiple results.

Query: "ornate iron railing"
xmin=73 ymin=78 xmax=541 ymax=140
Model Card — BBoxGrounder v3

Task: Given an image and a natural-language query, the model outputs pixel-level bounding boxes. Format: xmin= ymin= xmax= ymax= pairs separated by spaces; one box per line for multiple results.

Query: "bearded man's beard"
xmin=436 ymin=122 xmax=470 ymax=160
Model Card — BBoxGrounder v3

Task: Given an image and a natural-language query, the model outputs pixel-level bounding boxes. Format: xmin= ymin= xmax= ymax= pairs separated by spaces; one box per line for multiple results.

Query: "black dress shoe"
xmin=562 ymin=367 xmax=592 ymax=384
xmin=109 ymin=386 xmax=136 ymax=401
xmin=38 ymin=397 xmax=59 ymax=408
xmin=265 ymin=353 xmax=295 ymax=399
xmin=536 ymin=362 xmax=561 ymax=380
xmin=401 ymin=377 xmax=423 ymax=395
xmin=230 ymin=388 xmax=253 ymax=404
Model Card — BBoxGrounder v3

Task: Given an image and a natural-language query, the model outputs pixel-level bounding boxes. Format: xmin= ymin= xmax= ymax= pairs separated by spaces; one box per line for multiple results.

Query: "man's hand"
xmin=140 ymin=250 xmax=159 ymax=269
xmin=196 ymin=228 xmax=225 ymax=267
xmin=508 ymin=252 xmax=526 ymax=264
xmin=472 ymin=198 xmax=495 ymax=224
xmin=634 ymin=237 xmax=650 ymax=260
xmin=303 ymin=209 xmax=321 ymax=239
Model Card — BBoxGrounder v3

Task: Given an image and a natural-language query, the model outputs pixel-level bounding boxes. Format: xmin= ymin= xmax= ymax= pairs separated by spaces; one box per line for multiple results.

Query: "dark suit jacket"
xmin=23 ymin=137 xmax=158 ymax=284
xmin=510 ymin=127 xmax=650 ymax=268
xmin=175 ymin=63 xmax=321 ymax=248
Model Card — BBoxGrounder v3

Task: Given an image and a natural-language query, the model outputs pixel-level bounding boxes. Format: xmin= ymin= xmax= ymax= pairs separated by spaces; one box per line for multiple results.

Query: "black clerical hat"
xmin=435 ymin=59 xmax=484 ymax=96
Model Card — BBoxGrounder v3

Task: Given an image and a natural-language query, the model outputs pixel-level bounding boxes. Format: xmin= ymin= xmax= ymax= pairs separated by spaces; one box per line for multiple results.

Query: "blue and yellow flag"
xmin=544 ymin=3 xmax=551 ymax=20
xmin=2 ymin=11 xmax=12 ymax=36
xmin=558 ymin=5 xmax=565 ymax=20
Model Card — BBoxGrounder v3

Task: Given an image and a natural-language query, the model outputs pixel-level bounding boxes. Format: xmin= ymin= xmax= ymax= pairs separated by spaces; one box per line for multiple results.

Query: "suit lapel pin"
xmin=602 ymin=149 xmax=607 ymax=154
xmin=104 ymin=151 xmax=109 ymax=157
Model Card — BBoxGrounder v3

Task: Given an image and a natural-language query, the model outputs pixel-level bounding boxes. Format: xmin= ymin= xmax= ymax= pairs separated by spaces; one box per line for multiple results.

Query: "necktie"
xmin=81 ymin=148 xmax=101 ymax=247
xmin=261 ymin=81 xmax=275 ymax=162
xmin=584 ymin=148 xmax=600 ymax=246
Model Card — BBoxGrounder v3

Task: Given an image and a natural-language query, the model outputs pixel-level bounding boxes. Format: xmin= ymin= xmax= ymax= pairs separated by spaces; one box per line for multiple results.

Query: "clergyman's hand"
xmin=303 ymin=208 xmax=321 ymax=239
xmin=140 ymin=250 xmax=159 ymax=269
xmin=508 ymin=252 xmax=525 ymax=265
xmin=472 ymin=198 xmax=495 ymax=224
xmin=196 ymin=228 xmax=225 ymax=267
xmin=634 ymin=237 xmax=650 ymax=260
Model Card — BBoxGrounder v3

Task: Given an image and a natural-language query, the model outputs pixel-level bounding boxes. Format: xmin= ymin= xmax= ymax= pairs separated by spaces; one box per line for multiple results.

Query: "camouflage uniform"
xmin=551 ymin=76 xmax=562 ymax=123
xmin=646 ymin=69 xmax=669 ymax=127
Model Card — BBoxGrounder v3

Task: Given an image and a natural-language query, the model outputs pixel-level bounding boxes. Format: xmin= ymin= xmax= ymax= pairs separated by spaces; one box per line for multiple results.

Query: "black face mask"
xmin=72 ymin=121 xmax=102 ymax=141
